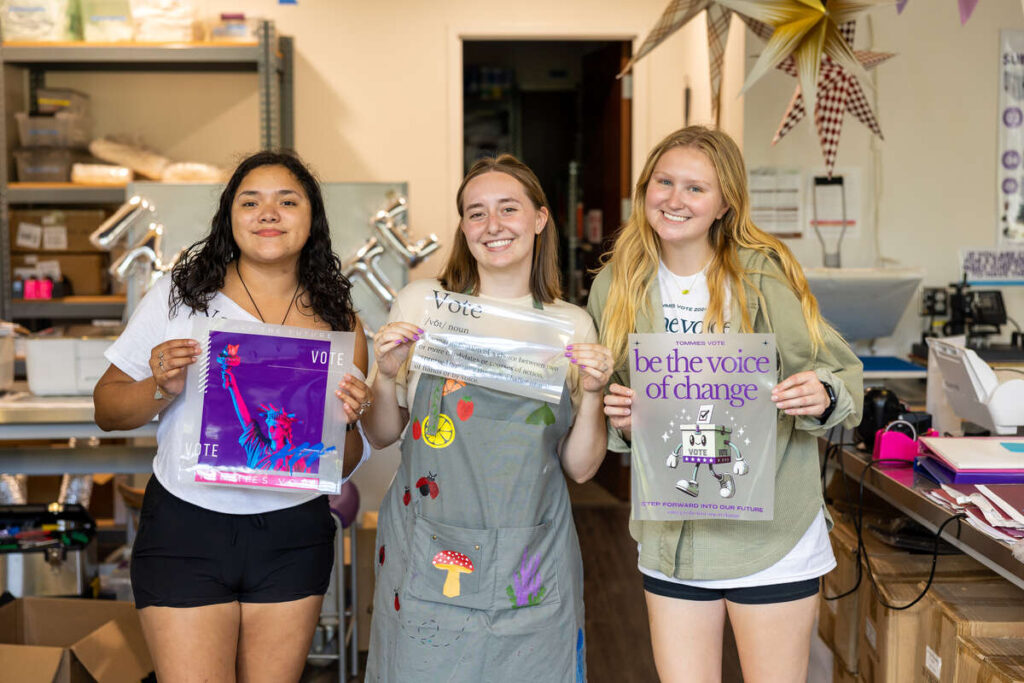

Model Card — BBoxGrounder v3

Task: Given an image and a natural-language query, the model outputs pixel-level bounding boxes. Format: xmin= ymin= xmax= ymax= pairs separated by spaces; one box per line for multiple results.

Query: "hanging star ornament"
xmin=618 ymin=1 xmax=738 ymax=120
xmin=750 ymin=21 xmax=895 ymax=176
xmin=717 ymin=0 xmax=889 ymax=119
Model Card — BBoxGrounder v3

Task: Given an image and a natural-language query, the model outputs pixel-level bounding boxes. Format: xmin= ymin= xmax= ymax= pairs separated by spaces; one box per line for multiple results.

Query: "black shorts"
xmin=642 ymin=574 xmax=820 ymax=605
xmin=131 ymin=477 xmax=336 ymax=609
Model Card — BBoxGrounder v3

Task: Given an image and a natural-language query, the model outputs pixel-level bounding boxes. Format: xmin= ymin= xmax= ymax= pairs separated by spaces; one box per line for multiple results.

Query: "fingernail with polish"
xmin=566 ymin=344 xmax=573 ymax=350
xmin=571 ymin=358 xmax=578 ymax=364
xmin=564 ymin=352 xmax=572 ymax=357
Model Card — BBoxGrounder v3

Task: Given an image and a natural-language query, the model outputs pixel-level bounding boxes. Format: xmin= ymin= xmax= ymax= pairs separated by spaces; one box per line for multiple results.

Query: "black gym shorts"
xmin=643 ymin=574 xmax=820 ymax=605
xmin=131 ymin=476 xmax=336 ymax=609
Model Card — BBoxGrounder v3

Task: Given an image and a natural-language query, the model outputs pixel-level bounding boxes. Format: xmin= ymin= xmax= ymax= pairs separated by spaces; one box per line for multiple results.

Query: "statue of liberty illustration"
xmin=217 ymin=343 xmax=334 ymax=473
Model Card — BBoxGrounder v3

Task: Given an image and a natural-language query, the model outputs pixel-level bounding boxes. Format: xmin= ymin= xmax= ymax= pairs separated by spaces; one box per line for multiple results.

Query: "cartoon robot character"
xmin=665 ymin=405 xmax=747 ymax=498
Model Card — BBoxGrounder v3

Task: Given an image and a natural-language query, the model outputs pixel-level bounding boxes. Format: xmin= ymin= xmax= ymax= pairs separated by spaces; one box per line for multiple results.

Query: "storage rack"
xmin=0 ymin=19 xmax=294 ymax=322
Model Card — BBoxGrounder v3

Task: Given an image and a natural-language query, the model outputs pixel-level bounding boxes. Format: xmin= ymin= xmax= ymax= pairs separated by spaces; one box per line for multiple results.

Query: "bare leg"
xmin=138 ymin=602 xmax=240 ymax=682
xmin=727 ymin=593 xmax=818 ymax=683
xmin=237 ymin=595 xmax=324 ymax=683
xmin=645 ymin=590 xmax=725 ymax=683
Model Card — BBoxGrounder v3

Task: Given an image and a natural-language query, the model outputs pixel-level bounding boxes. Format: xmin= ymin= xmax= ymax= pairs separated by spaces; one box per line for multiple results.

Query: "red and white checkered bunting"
xmin=754 ymin=21 xmax=894 ymax=177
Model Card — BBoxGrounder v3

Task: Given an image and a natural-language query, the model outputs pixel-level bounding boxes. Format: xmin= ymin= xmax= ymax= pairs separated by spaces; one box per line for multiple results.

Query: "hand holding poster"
xmin=180 ymin=317 xmax=356 ymax=494
xmin=629 ymin=333 xmax=777 ymax=522
xmin=409 ymin=289 xmax=574 ymax=403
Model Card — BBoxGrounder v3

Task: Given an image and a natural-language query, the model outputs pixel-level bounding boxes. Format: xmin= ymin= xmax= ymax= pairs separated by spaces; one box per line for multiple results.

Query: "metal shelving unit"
xmin=0 ymin=20 xmax=295 ymax=321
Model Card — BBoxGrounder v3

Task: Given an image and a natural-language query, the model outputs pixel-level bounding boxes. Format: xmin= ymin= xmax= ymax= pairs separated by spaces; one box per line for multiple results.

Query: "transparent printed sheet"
xmin=179 ymin=317 xmax=355 ymax=494
xmin=629 ymin=333 xmax=778 ymax=522
xmin=409 ymin=289 xmax=574 ymax=404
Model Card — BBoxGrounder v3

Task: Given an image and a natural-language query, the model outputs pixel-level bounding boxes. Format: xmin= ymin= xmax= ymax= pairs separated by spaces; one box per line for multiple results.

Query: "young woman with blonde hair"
xmin=588 ymin=126 xmax=863 ymax=682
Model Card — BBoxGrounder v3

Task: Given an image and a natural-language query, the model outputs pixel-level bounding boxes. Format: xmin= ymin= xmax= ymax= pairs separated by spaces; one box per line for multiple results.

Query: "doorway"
xmin=462 ymin=40 xmax=632 ymax=305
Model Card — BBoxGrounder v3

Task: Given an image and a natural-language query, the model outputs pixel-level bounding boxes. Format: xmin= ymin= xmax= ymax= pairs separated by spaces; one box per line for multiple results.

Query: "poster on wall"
xmin=999 ymin=30 xmax=1024 ymax=244
xmin=961 ymin=249 xmax=1024 ymax=285
xmin=748 ymin=167 xmax=803 ymax=237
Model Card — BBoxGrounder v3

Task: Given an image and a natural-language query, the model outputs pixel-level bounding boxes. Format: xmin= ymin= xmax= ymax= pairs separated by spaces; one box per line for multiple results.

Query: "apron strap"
xmin=424 ymin=288 xmax=544 ymax=436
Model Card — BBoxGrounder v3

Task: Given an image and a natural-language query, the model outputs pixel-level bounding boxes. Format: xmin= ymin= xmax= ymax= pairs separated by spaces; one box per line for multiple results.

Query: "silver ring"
xmin=360 ymin=400 xmax=373 ymax=411
xmin=158 ymin=360 xmax=164 ymax=369
xmin=158 ymin=351 xmax=164 ymax=360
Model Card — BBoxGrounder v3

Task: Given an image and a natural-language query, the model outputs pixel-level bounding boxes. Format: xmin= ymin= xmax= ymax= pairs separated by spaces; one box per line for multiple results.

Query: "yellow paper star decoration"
xmin=717 ymin=0 xmax=890 ymax=118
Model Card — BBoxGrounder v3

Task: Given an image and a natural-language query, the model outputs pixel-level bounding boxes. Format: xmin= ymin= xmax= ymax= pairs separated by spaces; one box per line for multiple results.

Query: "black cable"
xmin=823 ymin=456 xmax=967 ymax=610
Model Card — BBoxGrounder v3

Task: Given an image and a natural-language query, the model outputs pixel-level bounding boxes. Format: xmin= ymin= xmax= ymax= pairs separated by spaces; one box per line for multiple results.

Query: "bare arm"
xmin=559 ymin=343 xmax=613 ymax=483
xmin=94 ymin=338 xmax=199 ymax=431
xmin=361 ymin=321 xmax=421 ymax=448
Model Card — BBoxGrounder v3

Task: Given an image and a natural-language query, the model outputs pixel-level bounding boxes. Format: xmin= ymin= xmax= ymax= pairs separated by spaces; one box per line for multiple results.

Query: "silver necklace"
xmin=235 ymin=261 xmax=300 ymax=325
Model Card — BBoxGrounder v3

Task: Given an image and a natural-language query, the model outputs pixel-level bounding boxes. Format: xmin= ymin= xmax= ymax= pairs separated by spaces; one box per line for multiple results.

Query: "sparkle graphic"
xmin=662 ymin=432 xmax=671 ymax=442
xmin=744 ymin=438 xmax=751 ymax=446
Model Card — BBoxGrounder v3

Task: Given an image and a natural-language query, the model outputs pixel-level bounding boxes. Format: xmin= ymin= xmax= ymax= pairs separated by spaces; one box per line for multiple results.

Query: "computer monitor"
xmin=927 ymin=337 xmax=1024 ymax=435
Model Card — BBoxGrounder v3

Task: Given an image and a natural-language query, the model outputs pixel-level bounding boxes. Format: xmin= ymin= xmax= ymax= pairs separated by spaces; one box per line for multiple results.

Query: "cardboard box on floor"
xmin=917 ymin=581 xmax=1024 ymax=683
xmin=956 ymin=635 xmax=1024 ymax=683
xmin=0 ymin=597 xmax=152 ymax=683
xmin=858 ymin=580 xmax=928 ymax=683
xmin=820 ymin=513 xmax=994 ymax=676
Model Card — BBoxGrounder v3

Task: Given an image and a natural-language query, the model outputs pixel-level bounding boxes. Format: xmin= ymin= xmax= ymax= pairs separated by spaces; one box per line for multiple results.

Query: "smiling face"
xmin=459 ymin=171 xmax=548 ymax=287
xmin=231 ymin=165 xmax=312 ymax=267
xmin=645 ymin=146 xmax=728 ymax=261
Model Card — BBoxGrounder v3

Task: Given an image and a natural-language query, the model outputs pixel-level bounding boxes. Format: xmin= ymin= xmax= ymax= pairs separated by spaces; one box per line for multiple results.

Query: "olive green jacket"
xmin=586 ymin=247 xmax=863 ymax=579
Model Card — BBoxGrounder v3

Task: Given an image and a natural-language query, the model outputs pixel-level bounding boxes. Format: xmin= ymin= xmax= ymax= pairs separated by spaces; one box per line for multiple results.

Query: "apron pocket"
xmin=494 ymin=519 xmax=562 ymax=611
xmin=406 ymin=514 xmax=496 ymax=610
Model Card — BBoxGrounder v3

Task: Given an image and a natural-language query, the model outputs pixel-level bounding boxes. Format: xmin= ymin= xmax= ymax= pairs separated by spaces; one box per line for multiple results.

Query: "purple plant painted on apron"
xmin=507 ymin=548 xmax=546 ymax=608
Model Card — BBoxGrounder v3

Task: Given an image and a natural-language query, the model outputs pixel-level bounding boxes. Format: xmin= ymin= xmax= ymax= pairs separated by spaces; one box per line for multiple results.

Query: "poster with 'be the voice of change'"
xmin=629 ymin=333 xmax=777 ymax=522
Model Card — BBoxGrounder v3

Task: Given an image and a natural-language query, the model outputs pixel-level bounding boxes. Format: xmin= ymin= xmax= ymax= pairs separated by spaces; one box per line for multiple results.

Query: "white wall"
xmin=49 ymin=1 xmax=745 ymax=278
xmin=741 ymin=3 xmax=1024 ymax=354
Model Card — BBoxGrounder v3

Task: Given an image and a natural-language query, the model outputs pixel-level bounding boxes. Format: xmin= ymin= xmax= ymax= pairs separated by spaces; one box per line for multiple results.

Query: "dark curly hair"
xmin=169 ymin=150 xmax=356 ymax=332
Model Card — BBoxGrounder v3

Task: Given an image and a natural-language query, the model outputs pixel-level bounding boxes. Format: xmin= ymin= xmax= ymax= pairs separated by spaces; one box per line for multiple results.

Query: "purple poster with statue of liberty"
xmin=197 ymin=330 xmax=336 ymax=483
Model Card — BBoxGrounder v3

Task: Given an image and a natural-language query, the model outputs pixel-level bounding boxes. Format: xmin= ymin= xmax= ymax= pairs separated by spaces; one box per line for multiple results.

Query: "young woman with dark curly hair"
xmin=94 ymin=150 xmax=372 ymax=682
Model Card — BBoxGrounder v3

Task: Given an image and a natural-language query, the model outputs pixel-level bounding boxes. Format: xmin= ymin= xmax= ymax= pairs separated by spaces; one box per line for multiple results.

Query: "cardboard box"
xmin=0 ymin=597 xmax=152 ymax=683
xmin=858 ymin=580 xmax=930 ymax=683
xmin=956 ymin=636 xmax=1024 ymax=683
xmin=9 ymin=210 xmax=107 ymax=253
xmin=918 ymin=581 xmax=1024 ymax=683
xmin=820 ymin=513 xmax=994 ymax=676
xmin=12 ymin=253 xmax=107 ymax=296
xmin=833 ymin=653 xmax=859 ymax=683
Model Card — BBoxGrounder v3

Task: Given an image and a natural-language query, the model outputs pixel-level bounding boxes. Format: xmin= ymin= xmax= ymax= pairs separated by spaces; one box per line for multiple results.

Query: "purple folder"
xmin=915 ymin=456 xmax=1024 ymax=485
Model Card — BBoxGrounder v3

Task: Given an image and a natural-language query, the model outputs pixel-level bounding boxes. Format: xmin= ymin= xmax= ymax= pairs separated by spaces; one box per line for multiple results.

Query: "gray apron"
xmin=366 ymin=367 xmax=587 ymax=682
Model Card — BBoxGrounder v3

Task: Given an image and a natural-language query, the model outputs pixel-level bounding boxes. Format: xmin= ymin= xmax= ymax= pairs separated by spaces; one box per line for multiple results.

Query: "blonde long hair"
xmin=599 ymin=126 xmax=832 ymax=366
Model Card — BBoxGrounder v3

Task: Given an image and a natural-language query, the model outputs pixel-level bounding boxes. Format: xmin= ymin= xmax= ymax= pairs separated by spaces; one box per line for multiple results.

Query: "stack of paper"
xmin=925 ymin=482 xmax=1024 ymax=544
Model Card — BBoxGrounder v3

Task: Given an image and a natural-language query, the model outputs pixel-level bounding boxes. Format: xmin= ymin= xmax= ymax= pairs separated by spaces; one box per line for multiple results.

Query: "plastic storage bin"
xmin=13 ymin=148 xmax=73 ymax=182
xmin=15 ymin=112 xmax=91 ymax=147
xmin=25 ymin=337 xmax=115 ymax=396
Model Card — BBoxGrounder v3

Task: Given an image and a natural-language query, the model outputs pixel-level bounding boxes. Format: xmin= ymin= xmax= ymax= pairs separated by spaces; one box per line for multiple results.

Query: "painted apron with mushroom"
xmin=367 ymin=371 xmax=586 ymax=682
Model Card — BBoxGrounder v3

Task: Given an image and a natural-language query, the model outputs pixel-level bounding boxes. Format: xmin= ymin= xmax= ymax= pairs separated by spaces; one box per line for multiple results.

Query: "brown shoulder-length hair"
xmin=439 ymin=154 xmax=561 ymax=303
